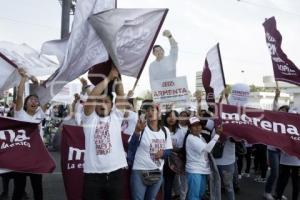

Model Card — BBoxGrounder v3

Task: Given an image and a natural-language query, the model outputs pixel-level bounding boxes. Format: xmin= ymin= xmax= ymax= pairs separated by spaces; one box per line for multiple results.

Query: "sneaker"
xmin=281 ymin=195 xmax=288 ymax=200
xmin=243 ymin=173 xmax=250 ymax=178
xmin=254 ymin=177 xmax=266 ymax=183
xmin=263 ymin=193 xmax=274 ymax=200
xmin=238 ymin=174 xmax=242 ymax=179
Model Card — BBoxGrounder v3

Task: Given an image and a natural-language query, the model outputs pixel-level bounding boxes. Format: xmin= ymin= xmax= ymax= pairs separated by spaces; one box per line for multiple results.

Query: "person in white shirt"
xmin=185 ymin=116 xmax=220 ymax=200
xmin=264 ymin=88 xmax=289 ymax=200
xmin=178 ymin=110 xmax=189 ymax=134
xmin=12 ymin=68 xmax=47 ymax=200
xmin=82 ymin=66 xmax=129 ymax=200
xmin=129 ymin=100 xmax=173 ymax=200
xmin=149 ymin=30 xmax=178 ymax=89
xmin=162 ymin=110 xmax=187 ymax=200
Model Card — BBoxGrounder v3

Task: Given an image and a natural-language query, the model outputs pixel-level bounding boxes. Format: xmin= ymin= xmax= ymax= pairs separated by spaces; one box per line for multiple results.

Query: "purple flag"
xmin=263 ymin=17 xmax=300 ymax=86
xmin=0 ymin=117 xmax=56 ymax=173
xmin=215 ymin=104 xmax=300 ymax=159
xmin=61 ymin=125 xmax=85 ymax=200
xmin=61 ymin=125 xmax=162 ymax=200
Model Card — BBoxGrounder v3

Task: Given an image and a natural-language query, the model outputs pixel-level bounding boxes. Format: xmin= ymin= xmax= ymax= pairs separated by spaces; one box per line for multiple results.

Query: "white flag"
xmin=34 ymin=0 xmax=116 ymax=105
xmin=89 ymin=8 xmax=168 ymax=78
xmin=0 ymin=41 xmax=58 ymax=92
xmin=202 ymin=43 xmax=226 ymax=102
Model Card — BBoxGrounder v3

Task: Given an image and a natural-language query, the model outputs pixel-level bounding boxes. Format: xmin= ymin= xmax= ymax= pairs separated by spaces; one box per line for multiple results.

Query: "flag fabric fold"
xmin=263 ymin=17 xmax=300 ymax=86
xmin=89 ymin=8 xmax=168 ymax=78
xmin=34 ymin=0 xmax=116 ymax=105
xmin=0 ymin=42 xmax=58 ymax=92
xmin=202 ymin=43 xmax=226 ymax=103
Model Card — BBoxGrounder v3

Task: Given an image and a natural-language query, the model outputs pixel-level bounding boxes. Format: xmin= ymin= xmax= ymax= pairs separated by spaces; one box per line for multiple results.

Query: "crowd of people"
xmin=0 ymin=30 xmax=299 ymax=200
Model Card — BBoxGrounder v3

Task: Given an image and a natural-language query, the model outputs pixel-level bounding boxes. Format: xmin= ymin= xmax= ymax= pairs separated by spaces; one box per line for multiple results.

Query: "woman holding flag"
xmin=13 ymin=68 xmax=48 ymax=200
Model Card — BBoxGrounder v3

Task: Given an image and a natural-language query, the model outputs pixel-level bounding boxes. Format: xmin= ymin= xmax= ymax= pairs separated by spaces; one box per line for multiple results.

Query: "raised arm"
xmin=115 ymin=78 xmax=128 ymax=111
xmin=84 ymin=66 xmax=119 ymax=116
xmin=195 ymin=90 xmax=202 ymax=116
xmin=16 ymin=68 xmax=28 ymax=111
xmin=273 ymin=88 xmax=280 ymax=111
xmin=163 ymin=30 xmax=178 ymax=58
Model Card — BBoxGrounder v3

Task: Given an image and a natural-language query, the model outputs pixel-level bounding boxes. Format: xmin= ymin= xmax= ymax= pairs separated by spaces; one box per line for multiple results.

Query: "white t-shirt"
xmin=185 ymin=134 xmax=219 ymax=174
xmin=14 ymin=108 xmax=45 ymax=138
xmin=179 ymin=124 xmax=188 ymax=135
xmin=171 ymin=128 xmax=186 ymax=148
xmin=82 ymin=108 xmax=128 ymax=173
xmin=133 ymin=126 xmax=173 ymax=171
xmin=215 ymin=139 xmax=236 ymax=166
xmin=280 ymin=152 xmax=300 ymax=166
xmin=121 ymin=111 xmax=138 ymax=136
xmin=149 ymin=41 xmax=178 ymax=89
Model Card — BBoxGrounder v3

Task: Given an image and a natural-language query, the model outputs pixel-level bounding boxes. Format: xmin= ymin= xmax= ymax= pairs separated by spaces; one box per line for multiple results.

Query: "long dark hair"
xmin=163 ymin=110 xmax=179 ymax=133
xmin=23 ymin=94 xmax=40 ymax=111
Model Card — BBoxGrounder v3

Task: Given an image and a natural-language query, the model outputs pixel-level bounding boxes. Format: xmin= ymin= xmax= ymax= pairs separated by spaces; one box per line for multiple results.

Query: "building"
xmin=248 ymin=92 xmax=290 ymax=110
xmin=263 ymin=75 xmax=300 ymax=112
xmin=195 ymin=71 xmax=204 ymax=92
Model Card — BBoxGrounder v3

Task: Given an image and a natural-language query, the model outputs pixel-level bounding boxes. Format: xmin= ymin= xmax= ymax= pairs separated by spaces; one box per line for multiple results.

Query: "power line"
xmin=238 ymin=0 xmax=300 ymax=17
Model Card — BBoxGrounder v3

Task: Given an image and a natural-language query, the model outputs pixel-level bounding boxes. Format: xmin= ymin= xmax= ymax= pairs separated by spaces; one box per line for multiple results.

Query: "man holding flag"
xmin=149 ymin=30 xmax=178 ymax=89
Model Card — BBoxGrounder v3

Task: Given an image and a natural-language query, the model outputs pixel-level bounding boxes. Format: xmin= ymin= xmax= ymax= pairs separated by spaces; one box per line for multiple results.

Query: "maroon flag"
xmin=202 ymin=43 xmax=226 ymax=103
xmin=263 ymin=17 xmax=300 ymax=86
xmin=0 ymin=117 xmax=55 ymax=173
xmin=61 ymin=125 xmax=85 ymax=200
xmin=61 ymin=125 xmax=162 ymax=200
xmin=215 ymin=104 xmax=300 ymax=158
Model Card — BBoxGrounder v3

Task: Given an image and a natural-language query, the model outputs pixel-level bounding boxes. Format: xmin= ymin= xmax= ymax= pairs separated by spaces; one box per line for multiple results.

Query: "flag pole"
xmin=132 ymin=9 xmax=169 ymax=92
xmin=217 ymin=43 xmax=226 ymax=87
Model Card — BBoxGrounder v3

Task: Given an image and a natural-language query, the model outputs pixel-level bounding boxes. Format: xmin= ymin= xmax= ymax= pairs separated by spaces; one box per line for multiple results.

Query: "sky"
xmin=0 ymin=0 xmax=300 ymax=97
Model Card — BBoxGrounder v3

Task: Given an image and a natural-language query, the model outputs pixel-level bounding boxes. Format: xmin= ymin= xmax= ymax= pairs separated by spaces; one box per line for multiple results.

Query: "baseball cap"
xmin=189 ymin=117 xmax=201 ymax=125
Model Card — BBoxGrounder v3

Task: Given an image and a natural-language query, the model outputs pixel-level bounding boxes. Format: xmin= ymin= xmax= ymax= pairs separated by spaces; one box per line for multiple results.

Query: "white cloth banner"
xmin=228 ymin=83 xmax=250 ymax=106
xmin=89 ymin=8 xmax=168 ymax=78
xmin=151 ymin=76 xmax=189 ymax=103
xmin=0 ymin=41 xmax=58 ymax=92
xmin=34 ymin=0 xmax=115 ymax=105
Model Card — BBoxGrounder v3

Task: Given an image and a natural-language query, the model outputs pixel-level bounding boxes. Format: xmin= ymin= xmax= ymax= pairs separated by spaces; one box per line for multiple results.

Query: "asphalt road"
xmin=1 ymin=152 xmax=293 ymax=200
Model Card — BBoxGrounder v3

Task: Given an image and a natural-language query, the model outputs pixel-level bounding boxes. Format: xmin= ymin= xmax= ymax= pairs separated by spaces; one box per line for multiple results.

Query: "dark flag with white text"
xmin=263 ymin=17 xmax=300 ymax=86
xmin=61 ymin=125 xmax=85 ymax=200
xmin=0 ymin=117 xmax=55 ymax=173
xmin=215 ymin=104 xmax=300 ymax=158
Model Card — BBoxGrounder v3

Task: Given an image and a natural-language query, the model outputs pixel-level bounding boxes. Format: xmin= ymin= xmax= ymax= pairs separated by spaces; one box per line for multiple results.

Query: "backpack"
xmin=168 ymin=130 xmax=189 ymax=174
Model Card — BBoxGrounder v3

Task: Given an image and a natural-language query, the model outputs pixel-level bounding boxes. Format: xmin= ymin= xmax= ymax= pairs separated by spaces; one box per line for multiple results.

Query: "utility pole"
xmin=61 ymin=0 xmax=72 ymax=39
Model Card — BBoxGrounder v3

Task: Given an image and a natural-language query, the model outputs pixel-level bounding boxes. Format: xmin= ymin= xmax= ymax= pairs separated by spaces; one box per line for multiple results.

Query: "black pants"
xmin=275 ymin=164 xmax=300 ymax=200
xmin=163 ymin=160 xmax=176 ymax=200
xmin=12 ymin=173 xmax=43 ymax=200
xmin=1 ymin=172 xmax=14 ymax=195
xmin=253 ymin=144 xmax=267 ymax=178
xmin=82 ymin=169 xmax=124 ymax=200
xmin=237 ymin=147 xmax=252 ymax=174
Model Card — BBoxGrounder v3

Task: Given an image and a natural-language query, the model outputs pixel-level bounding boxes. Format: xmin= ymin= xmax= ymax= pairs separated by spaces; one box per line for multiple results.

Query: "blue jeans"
xmin=130 ymin=170 xmax=163 ymax=200
xmin=217 ymin=163 xmax=235 ymax=200
xmin=265 ymin=150 xmax=280 ymax=193
xmin=186 ymin=173 xmax=207 ymax=200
